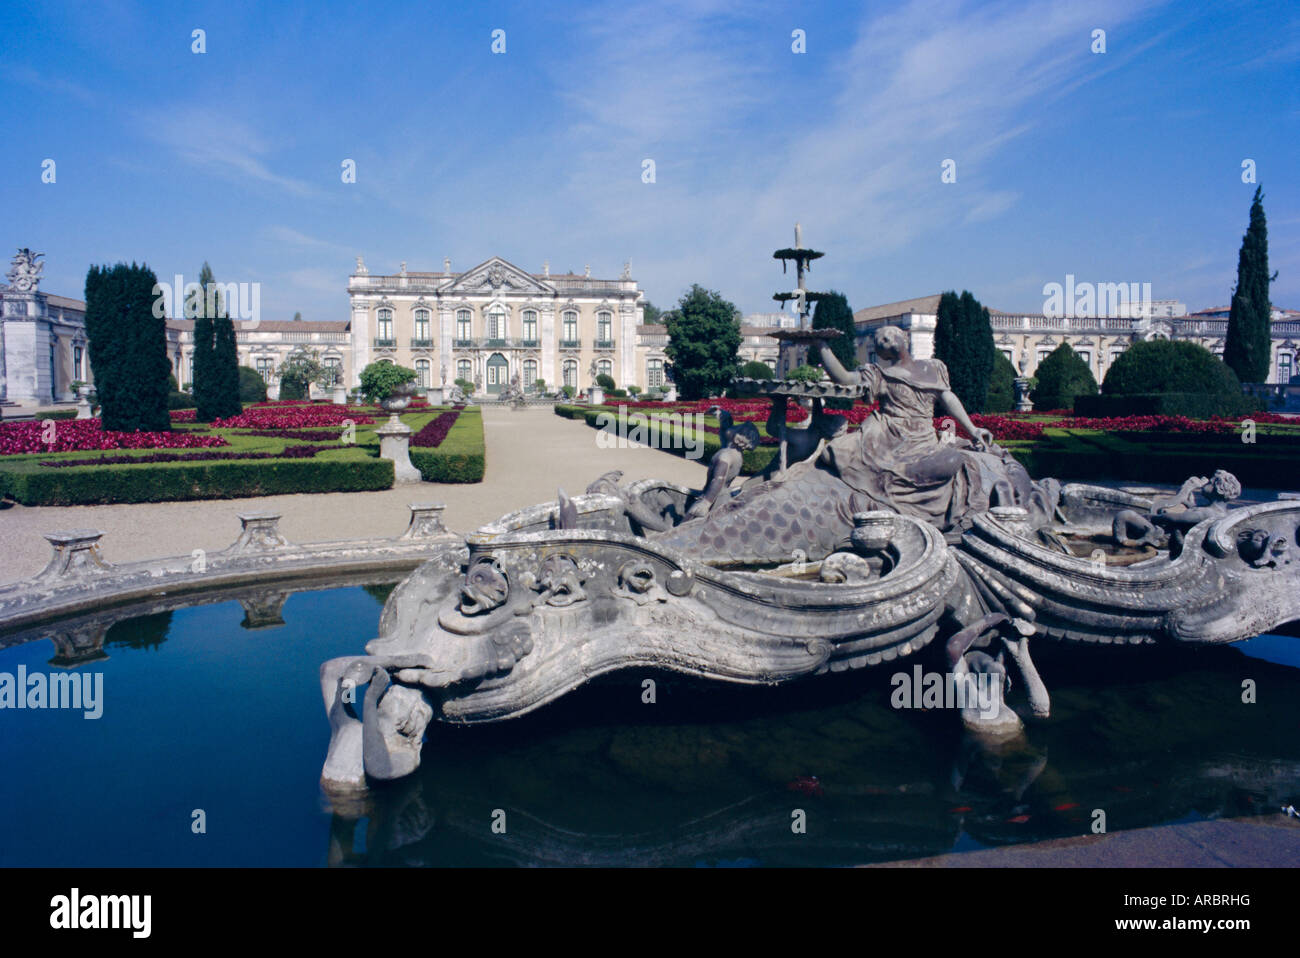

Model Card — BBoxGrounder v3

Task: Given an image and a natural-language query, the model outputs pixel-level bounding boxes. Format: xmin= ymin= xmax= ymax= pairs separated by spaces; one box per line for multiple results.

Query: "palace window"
xmin=1110 ymin=349 xmax=1125 ymax=367
xmin=647 ymin=359 xmax=665 ymax=388
xmin=456 ymin=359 xmax=472 ymax=382
xmin=323 ymin=356 xmax=341 ymax=384
xmin=597 ymin=359 xmax=612 ymax=380
xmin=416 ymin=359 xmax=430 ymax=387
xmin=597 ymin=311 xmax=612 ymax=342
xmin=562 ymin=311 xmax=578 ymax=343
xmin=563 ymin=359 xmax=578 ymax=387
xmin=256 ymin=358 xmax=274 ymax=382
xmin=522 ymin=310 xmax=538 ymax=342
xmin=1000 ymin=349 xmax=1013 ymax=363
xmin=487 ymin=306 xmax=506 ymax=341
xmin=1076 ymin=350 xmax=1092 ymax=366
xmin=414 ymin=309 xmax=431 ymax=341
xmin=456 ymin=309 xmax=472 ymax=342
xmin=1036 ymin=350 xmax=1052 ymax=365
xmin=189 ymin=355 xmax=195 ymax=385
xmin=74 ymin=346 xmax=84 ymax=381
xmin=1280 ymin=353 xmax=1295 ymax=384
xmin=377 ymin=308 xmax=393 ymax=341
xmin=523 ymin=359 xmax=538 ymax=386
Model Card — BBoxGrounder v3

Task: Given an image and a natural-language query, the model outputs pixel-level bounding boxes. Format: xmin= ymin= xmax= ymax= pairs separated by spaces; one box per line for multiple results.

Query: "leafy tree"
xmin=1030 ymin=343 xmax=1097 ymax=411
xmin=533 ymin=378 xmax=546 ymax=393
xmin=359 ymin=361 xmax=417 ymax=403
xmin=1223 ymin=186 xmax=1274 ymax=383
xmin=83 ymin=262 xmax=172 ymax=432
xmin=740 ymin=360 xmax=774 ymax=379
xmin=237 ymin=365 xmax=267 ymax=403
xmin=784 ymin=364 xmax=823 ymax=384
xmin=292 ymin=311 xmax=303 ymax=322
xmin=641 ymin=300 xmax=662 ymax=324
xmin=277 ymin=349 xmax=333 ymax=400
xmin=596 ymin=372 xmax=616 ymax=391
xmin=984 ymin=352 xmax=1017 ymax=413
xmin=665 ymin=284 xmax=742 ymax=400
xmin=810 ymin=291 xmax=857 ymax=372
xmin=627 ymin=385 xmax=642 ymax=396
xmin=933 ymin=290 xmax=996 ymax=413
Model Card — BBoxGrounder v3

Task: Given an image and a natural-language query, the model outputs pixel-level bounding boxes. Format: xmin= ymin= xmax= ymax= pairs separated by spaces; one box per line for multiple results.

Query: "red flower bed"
xmin=0 ymin=419 xmax=229 ymax=455
xmin=39 ymin=445 xmax=330 ymax=467
xmin=411 ymin=409 xmax=461 ymax=448
xmin=1047 ymin=414 xmax=1235 ymax=434
xmin=213 ymin=404 xmax=374 ymax=429
xmin=233 ymin=428 xmax=347 ymax=441
xmin=170 ymin=409 xmax=197 ymax=422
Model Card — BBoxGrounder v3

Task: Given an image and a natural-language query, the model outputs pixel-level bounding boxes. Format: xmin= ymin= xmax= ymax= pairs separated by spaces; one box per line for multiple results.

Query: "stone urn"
xmin=850 ymin=511 xmax=894 ymax=554
xmin=376 ymin=383 xmax=422 ymax=484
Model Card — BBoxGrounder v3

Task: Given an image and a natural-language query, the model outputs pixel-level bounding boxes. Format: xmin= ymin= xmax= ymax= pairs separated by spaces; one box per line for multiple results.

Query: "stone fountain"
xmin=318 ymin=239 xmax=1300 ymax=796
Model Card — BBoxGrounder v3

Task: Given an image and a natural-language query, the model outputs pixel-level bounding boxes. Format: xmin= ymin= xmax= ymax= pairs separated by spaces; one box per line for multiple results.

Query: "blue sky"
xmin=2 ymin=0 xmax=1296 ymax=320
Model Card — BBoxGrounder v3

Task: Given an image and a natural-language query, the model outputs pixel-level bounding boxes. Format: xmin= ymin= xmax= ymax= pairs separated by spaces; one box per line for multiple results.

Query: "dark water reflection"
xmin=0 ymin=584 xmax=1296 ymax=867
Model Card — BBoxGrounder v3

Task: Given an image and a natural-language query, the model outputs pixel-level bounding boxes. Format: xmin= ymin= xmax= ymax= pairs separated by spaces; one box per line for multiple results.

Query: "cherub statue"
xmin=688 ymin=422 xmax=760 ymax=518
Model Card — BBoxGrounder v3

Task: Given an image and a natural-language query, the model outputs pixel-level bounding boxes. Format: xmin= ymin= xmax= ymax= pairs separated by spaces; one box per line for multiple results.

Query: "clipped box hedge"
xmin=1074 ymin=392 xmax=1263 ymax=419
xmin=0 ymin=454 xmax=395 ymax=506
xmin=408 ymin=406 xmax=485 ymax=483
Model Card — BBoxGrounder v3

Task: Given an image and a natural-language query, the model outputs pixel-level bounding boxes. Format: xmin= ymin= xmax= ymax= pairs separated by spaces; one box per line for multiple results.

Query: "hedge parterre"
xmin=38 ymin=445 xmax=332 ymax=467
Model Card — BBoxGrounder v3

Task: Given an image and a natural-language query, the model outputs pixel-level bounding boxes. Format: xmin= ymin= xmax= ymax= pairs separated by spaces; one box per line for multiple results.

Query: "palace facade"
xmin=345 ymin=256 xmax=646 ymax=395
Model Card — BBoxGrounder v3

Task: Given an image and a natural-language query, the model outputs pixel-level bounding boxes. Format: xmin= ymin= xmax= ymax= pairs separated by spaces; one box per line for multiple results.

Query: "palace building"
xmin=345 ymin=256 xmax=646 ymax=395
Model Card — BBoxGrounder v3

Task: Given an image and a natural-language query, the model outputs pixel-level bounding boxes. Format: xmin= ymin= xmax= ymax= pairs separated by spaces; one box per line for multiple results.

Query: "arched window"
xmin=647 ymin=359 xmax=664 ymax=388
xmin=456 ymin=309 xmax=472 ymax=343
xmin=562 ymin=311 xmax=578 ymax=344
xmin=597 ymin=359 xmax=612 ymax=381
xmin=415 ymin=359 xmax=431 ymax=386
xmin=523 ymin=359 xmax=538 ymax=386
xmin=597 ymin=311 xmax=612 ymax=344
xmin=376 ymin=308 xmax=393 ymax=342
xmin=456 ymin=359 xmax=472 ymax=382
xmin=563 ymin=359 xmax=578 ymax=387
xmin=487 ymin=306 xmax=507 ymax=341
xmin=413 ymin=309 xmax=431 ymax=343
xmin=522 ymin=310 xmax=538 ymax=343
xmin=1280 ymin=352 xmax=1294 ymax=384
xmin=323 ymin=356 xmax=341 ymax=384
xmin=256 ymin=358 xmax=274 ymax=382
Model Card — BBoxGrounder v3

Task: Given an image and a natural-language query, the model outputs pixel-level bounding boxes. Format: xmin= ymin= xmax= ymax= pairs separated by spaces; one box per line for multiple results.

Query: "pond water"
xmin=1 ymin=584 xmax=1297 ymax=867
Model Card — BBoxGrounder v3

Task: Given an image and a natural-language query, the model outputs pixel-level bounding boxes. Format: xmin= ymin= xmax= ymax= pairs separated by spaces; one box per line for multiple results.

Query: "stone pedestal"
xmin=1014 ymin=377 xmax=1033 ymax=412
xmin=426 ymin=386 xmax=444 ymax=406
xmin=38 ymin=530 xmax=110 ymax=580
xmin=664 ymin=387 xmax=678 ymax=402
xmin=400 ymin=502 xmax=449 ymax=538
xmin=75 ymin=396 xmax=93 ymax=419
xmin=377 ymin=415 xmax=422 ymax=484
xmin=332 ymin=385 xmax=348 ymax=405
xmin=588 ymin=385 xmax=604 ymax=405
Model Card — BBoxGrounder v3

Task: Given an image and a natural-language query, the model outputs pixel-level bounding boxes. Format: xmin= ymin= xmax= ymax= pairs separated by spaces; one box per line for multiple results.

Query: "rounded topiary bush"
xmin=1103 ymin=340 xmax=1241 ymax=396
xmin=596 ymin=373 xmax=616 ymax=391
xmin=740 ymin=360 xmax=774 ymax=380
xmin=1031 ymin=343 xmax=1097 ymax=411
xmin=237 ymin=365 xmax=268 ymax=403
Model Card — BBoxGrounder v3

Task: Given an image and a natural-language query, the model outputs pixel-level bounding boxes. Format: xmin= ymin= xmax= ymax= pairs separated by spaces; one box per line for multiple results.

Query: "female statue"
xmin=652 ymin=326 xmax=1050 ymax=562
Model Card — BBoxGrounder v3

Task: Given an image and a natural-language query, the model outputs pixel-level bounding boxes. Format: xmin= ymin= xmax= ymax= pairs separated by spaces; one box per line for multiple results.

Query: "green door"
xmin=486 ymin=353 xmax=507 ymax=395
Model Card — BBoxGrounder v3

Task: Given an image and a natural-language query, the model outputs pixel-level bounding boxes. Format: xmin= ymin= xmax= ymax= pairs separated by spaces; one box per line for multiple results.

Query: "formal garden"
xmin=0 ymin=398 xmax=484 ymax=505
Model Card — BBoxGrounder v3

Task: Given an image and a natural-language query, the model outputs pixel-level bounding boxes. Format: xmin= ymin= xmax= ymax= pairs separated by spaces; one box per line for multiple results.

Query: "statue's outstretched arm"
xmin=816 ymin=343 xmax=857 ymax=385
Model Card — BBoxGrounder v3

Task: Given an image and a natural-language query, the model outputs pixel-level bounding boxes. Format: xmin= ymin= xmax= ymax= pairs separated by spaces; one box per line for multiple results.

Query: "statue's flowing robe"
xmin=651 ymin=359 xmax=1035 ymax=562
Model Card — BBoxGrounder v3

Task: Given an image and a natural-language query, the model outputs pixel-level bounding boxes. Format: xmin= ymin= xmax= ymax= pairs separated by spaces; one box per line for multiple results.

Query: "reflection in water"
xmin=1 ymin=581 xmax=1295 ymax=867
xmin=328 ymin=641 xmax=1300 ymax=867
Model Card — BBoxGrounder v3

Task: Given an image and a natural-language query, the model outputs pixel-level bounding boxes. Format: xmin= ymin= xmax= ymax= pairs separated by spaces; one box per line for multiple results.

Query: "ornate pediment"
xmin=446 ymin=258 xmax=553 ymax=296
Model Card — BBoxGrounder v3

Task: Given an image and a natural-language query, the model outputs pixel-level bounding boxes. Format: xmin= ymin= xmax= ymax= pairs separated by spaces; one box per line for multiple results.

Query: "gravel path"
xmin=0 ymin=405 xmax=705 ymax=585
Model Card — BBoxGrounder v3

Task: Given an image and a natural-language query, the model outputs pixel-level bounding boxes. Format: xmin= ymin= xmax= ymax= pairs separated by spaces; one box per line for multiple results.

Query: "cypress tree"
xmin=191 ymin=263 xmax=216 ymax=421
xmin=1030 ymin=342 xmax=1098 ymax=411
xmin=1223 ymin=186 xmax=1273 ymax=384
xmin=933 ymin=290 xmax=996 ymax=412
xmin=810 ymin=291 xmax=858 ymax=371
xmin=83 ymin=262 xmax=171 ymax=432
xmin=211 ymin=304 xmax=242 ymax=417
